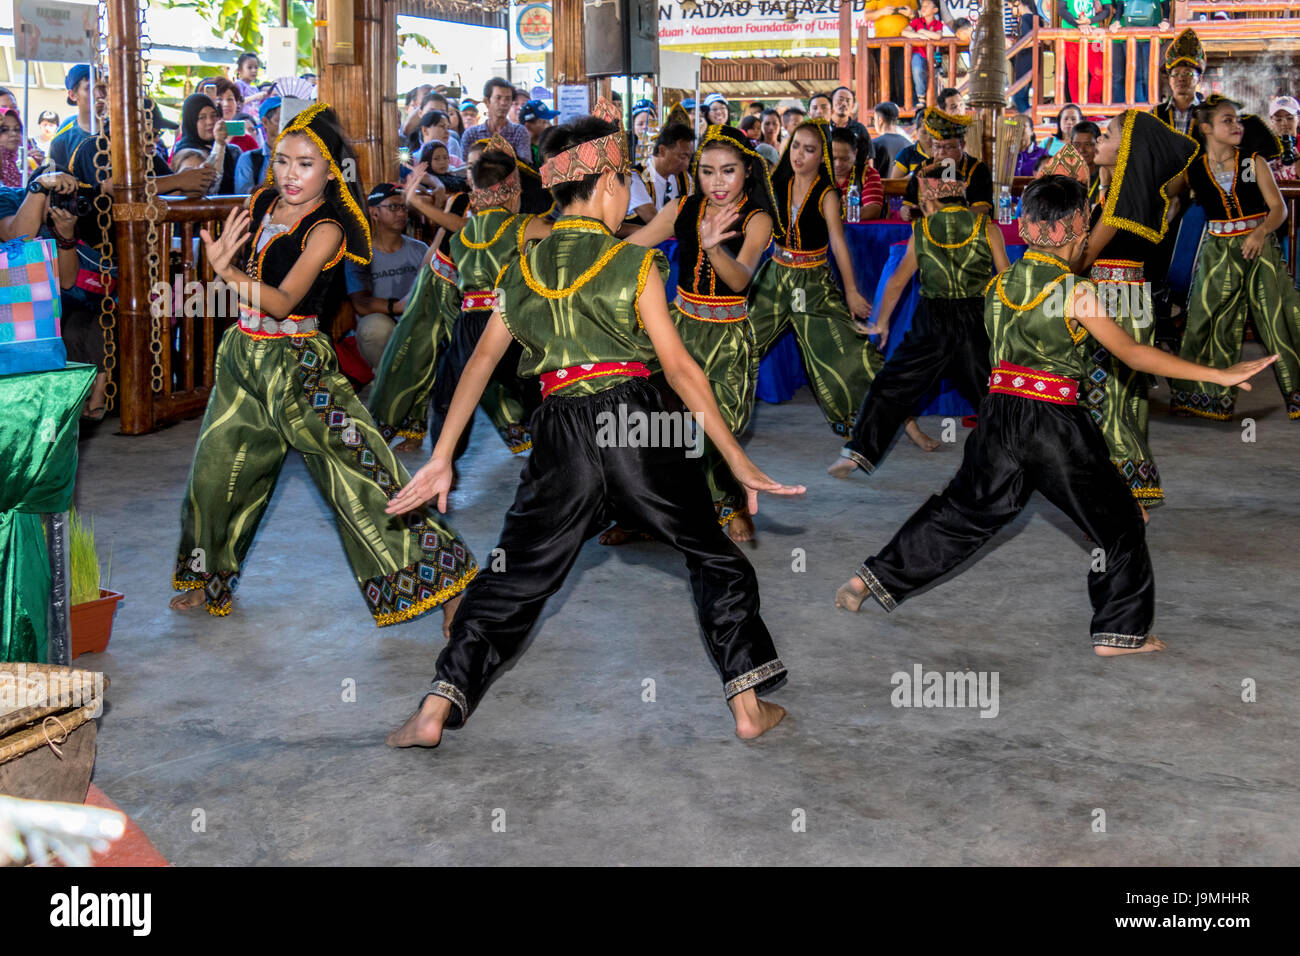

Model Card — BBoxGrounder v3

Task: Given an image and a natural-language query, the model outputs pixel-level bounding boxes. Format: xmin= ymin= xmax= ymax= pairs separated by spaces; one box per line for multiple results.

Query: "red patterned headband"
xmin=471 ymin=133 xmax=521 ymax=211
xmin=539 ymin=97 xmax=629 ymax=188
xmin=1018 ymin=208 xmax=1089 ymax=247
xmin=919 ymin=171 xmax=967 ymax=203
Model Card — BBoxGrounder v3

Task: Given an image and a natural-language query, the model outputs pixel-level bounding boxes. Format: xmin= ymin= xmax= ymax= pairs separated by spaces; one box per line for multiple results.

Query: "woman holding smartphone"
xmin=172 ymin=92 xmax=243 ymax=195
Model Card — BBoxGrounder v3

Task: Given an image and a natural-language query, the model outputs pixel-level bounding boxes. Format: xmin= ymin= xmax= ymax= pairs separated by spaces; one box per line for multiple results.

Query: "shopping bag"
xmin=0 ymin=236 xmax=65 ymax=376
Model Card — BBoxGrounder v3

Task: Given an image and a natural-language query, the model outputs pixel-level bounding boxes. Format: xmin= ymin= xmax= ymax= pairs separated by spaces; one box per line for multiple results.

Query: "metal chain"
xmin=138 ymin=0 xmax=163 ymax=393
xmin=93 ymin=0 xmax=115 ymax=411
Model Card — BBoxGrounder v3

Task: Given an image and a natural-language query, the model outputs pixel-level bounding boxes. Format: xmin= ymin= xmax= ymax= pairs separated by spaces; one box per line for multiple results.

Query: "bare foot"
xmin=905 ymin=419 xmax=941 ymax=452
xmin=835 ymin=574 xmax=867 ymax=612
xmin=386 ymin=693 xmax=452 ymax=748
xmin=394 ymin=437 xmax=422 ymax=453
xmin=441 ymin=592 xmax=463 ymax=639
xmin=1094 ymin=635 xmax=1167 ymax=657
xmin=169 ymin=590 xmax=206 ymax=612
xmin=729 ymin=688 xmax=786 ymax=740
xmin=599 ymin=523 xmax=633 ymax=546
xmin=827 ymin=455 xmax=858 ymax=478
xmin=727 ymin=511 xmax=755 ymax=543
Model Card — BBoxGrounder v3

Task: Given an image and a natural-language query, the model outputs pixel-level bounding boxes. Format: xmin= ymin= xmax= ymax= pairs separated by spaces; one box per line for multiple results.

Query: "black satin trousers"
xmin=861 ymin=393 xmax=1155 ymax=647
xmin=428 ymin=378 xmax=786 ymax=726
xmin=843 ymin=296 xmax=991 ymax=472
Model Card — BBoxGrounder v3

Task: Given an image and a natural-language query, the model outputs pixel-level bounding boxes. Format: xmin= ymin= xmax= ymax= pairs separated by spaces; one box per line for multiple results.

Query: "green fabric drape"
xmin=0 ymin=363 xmax=95 ymax=663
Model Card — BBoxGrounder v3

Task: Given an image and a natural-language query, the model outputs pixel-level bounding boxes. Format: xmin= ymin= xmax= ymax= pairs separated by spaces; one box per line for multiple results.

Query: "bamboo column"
xmin=107 ymin=0 xmax=152 ymax=434
xmin=553 ymin=0 xmax=591 ymax=105
xmin=317 ymin=0 xmax=386 ymax=188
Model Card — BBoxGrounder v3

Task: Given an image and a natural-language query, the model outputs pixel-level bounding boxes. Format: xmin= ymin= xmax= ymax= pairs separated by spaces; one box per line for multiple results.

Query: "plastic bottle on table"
xmin=998 ymin=185 xmax=1013 ymax=225
xmin=847 ymin=184 xmax=861 ymax=223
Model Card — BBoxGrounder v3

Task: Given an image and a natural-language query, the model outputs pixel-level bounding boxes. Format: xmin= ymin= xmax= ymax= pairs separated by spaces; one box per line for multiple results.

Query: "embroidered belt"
xmin=539 ymin=361 xmax=650 ymax=399
xmin=462 ymin=290 xmax=498 ymax=311
xmin=431 ymin=249 xmax=458 ymax=285
xmin=675 ymin=289 xmax=748 ymax=323
xmin=988 ymin=360 xmax=1078 ymax=405
xmin=1090 ymin=259 xmax=1144 ymax=283
xmin=238 ymin=304 xmax=319 ymax=336
xmin=772 ymin=244 xmax=828 ymax=268
xmin=1207 ymin=214 xmax=1265 ymax=236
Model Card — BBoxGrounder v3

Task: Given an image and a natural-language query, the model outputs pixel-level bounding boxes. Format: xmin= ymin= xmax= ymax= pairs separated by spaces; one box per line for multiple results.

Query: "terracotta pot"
xmin=69 ymin=588 xmax=123 ymax=659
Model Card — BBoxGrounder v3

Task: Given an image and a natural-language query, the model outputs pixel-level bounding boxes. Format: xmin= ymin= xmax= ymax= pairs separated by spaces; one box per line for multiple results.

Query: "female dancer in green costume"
xmin=748 ymin=119 xmax=933 ymax=452
xmin=624 ymin=124 xmax=778 ymax=542
xmin=1170 ymin=96 xmax=1300 ymax=422
xmin=170 ymin=104 xmax=476 ymax=634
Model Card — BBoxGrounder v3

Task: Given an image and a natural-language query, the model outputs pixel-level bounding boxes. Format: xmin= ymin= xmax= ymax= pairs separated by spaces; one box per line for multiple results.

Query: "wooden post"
xmin=553 ymin=0 xmax=590 ymax=105
xmin=106 ymin=0 xmax=152 ymax=435
xmin=839 ymin=0 xmax=854 ymax=120
xmin=318 ymin=0 xmax=385 ymax=188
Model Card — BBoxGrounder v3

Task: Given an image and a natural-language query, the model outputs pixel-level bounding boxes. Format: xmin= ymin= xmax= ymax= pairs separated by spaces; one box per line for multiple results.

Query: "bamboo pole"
xmin=106 ymin=0 xmax=152 ymax=435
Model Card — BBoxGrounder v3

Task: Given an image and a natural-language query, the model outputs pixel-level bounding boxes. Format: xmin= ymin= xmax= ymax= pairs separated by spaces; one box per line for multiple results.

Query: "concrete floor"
xmin=74 ymin=364 xmax=1300 ymax=865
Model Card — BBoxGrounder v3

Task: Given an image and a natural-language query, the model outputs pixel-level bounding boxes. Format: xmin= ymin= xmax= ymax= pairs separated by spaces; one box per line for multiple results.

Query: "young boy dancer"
xmin=830 ymin=163 xmax=1009 ymax=478
xmin=386 ymin=107 xmax=805 ymax=748
xmin=834 ymin=170 xmax=1277 ymax=654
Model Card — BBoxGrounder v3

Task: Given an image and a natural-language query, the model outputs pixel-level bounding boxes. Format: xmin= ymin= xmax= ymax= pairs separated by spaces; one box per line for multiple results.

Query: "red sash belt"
xmin=462 ymin=290 xmax=498 ymax=311
xmin=988 ymin=360 xmax=1078 ymax=405
xmin=540 ymin=361 xmax=650 ymax=399
xmin=772 ymin=244 xmax=828 ymax=268
xmin=431 ymin=249 xmax=458 ymax=285
xmin=238 ymin=303 xmax=319 ymax=337
xmin=1090 ymin=258 xmax=1144 ymax=283
xmin=1207 ymin=214 xmax=1265 ymax=236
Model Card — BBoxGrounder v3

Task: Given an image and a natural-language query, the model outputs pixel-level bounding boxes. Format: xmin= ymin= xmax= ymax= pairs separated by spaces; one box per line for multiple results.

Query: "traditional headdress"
xmin=922 ymin=107 xmax=972 ymax=143
xmin=918 ymin=164 xmax=968 ymax=203
xmin=666 ymin=100 xmax=692 ymax=129
xmin=1164 ymin=28 xmax=1206 ymax=73
xmin=539 ymin=97 xmax=629 ymax=188
xmin=1197 ymin=94 xmax=1283 ymax=160
xmin=1101 ymin=110 xmax=1199 ymax=243
xmin=690 ymin=123 xmax=785 ymax=240
xmin=771 ymin=118 xmax=835 ymax=194
xmin=268 ymin=102 xmax=371 ymax=264
xmin=469 ymin=132 xmax=522 ymax=212
xmin=1019 ymin=145 xmax=1090 ymax=247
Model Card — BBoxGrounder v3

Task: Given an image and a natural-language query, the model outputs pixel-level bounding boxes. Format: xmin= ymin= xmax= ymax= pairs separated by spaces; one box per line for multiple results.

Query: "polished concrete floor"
xmin=75 ymin=366 xmax=1299 ymax=865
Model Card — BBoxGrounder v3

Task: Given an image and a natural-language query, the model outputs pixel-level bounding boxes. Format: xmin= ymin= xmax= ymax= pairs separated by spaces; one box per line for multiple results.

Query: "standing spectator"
xmin=234 ymin=96 xmax=280 ymax=194
xmin=172 ymin=92 xmax=242 ymax=195
xmin=1059 ymin=0 xmax=1111 ymax=105
xmin=781 ymin=104 xmax=807 ymax=139
xmin=746 ymin=102 xmax=765 ymax=118
xmin=460 ymin=78 xmax=530 ymax=158
xmin=1109 ymin=2 xmax=1171 ymax=105
xmin=346 ymin=183 xmax=431 ymax=371
xmin=35 ymin=110 xmax=60 ymax=153
xmin=639 ymin=122 xmax=694 ymax=211
xmin=632 ymin=99 xmax=655 ymax=140
xmin=1010 ymin=0 xmax=1046 ymax=114
xmin=903 ymin=0 xmax=944 ymax=109
xmin=1267 ymin=95 xmax=1299 ymax=182
xmin=1069 ymin=119 xmax=1102 ymax=205
xmin=872 ymin=101 xmax=913 ymax=174
xmin=0 ymin=110 xmax=38 ymax=186
xmin=809 ymin=93 xmax=834 ymax=123
xmin=830 ymin=86 xmax=873 ymax=148
xmin=412 ymin=110 xmax=461 ymax=164
xmin=49 ymin=65 xmax=103 ymax=173
xmin=208 ymin=76 xmax=261 ymax=154
xmin=234 ymin=53 xmax=261 ymax=100
xmin=508 ymin=87 xmax=529 ymax=125
xmin=1042 ymin=103 xmax=1082 ymax=154
xmin=863 ymin=2 xmax=914 ymax=107
xmin=520 ymin=99 xmax=559 ymax=167
xmin=759 ymin=108 xmax=783 ymax=151
xmin=1152 ymin=29 xmax=1206 ymax=137
xmin=459 ymin=98 xmax=479 ymax=130
xmin=704 ymin=93 xmax=731 ymax=126
xmin=738 ymin=115 xmax=761 ymax=145
xmin=890 ymin=112 xmax=933 ymax=177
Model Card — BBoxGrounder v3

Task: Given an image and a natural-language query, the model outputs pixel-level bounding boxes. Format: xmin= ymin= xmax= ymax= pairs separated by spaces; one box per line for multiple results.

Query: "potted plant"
xmin=67 ymin=508 xmax=121 ymax=659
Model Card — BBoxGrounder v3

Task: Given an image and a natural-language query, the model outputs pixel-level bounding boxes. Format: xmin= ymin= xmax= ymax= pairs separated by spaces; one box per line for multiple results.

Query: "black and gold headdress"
xmin=1101 ymin=109 xmax=1199 ymax=243
xmin=1164 ymin=28 xmax=1205 ymax=73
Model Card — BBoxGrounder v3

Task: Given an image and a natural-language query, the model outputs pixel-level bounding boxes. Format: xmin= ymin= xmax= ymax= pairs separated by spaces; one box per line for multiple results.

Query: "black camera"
xmin=1281 ymin=135 xmax=1298 ymax=167
xmin=48 ymin=188 xmax=96 ymax=217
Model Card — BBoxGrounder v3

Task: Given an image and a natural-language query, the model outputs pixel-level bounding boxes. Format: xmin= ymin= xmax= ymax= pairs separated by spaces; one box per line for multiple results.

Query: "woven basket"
xmin=0 ymin=664 xmax=108 ymax=767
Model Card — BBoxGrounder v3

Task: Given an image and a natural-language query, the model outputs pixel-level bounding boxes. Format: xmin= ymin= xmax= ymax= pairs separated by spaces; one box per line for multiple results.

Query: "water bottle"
xmin=998 ymin=185 xmax=1013 ymax=225
xmin=847 ymin=184 xmax=861 ymax=223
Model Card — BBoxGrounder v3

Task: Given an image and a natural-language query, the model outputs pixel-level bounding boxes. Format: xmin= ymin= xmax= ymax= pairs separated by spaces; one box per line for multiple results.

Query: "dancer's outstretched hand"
xmin=200 ymin=207 xmax=251 ymax=276
xmin=699 ymin=205 xmax=740 ymax=250
xmin=1218 ymin=353 xmax=1279 ymax=390
xmin=386 ymin=456 xmax=454 ymax=515
xmin=731 ymin=459 xmax=807 ymax=518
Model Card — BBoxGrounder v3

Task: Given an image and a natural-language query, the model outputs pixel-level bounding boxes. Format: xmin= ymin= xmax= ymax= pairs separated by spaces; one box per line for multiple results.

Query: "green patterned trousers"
xmin=748 ymin=259 xmax=883 ymax=436
xmin=1171 ymin=233 xmax=1300 ymax=421
xmin=671 ymin=299 xmax=759 ymax=524
xmin=1081 ymin=277 xmax=1163 ymax=502
xmin=173 ymin=326 xmax=478 ymax=623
